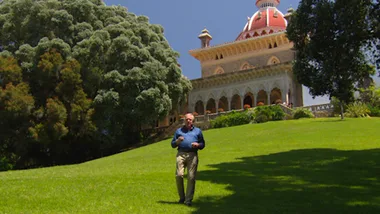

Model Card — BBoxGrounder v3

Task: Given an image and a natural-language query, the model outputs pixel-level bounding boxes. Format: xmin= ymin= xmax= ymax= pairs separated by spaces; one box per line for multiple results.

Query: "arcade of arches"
xmin=193 ymin=87 xmax=287 ymax=114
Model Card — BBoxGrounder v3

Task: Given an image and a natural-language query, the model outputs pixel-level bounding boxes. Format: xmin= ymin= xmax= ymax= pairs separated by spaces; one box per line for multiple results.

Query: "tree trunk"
xmin=340 ymin=101 xmax=344 ymax=120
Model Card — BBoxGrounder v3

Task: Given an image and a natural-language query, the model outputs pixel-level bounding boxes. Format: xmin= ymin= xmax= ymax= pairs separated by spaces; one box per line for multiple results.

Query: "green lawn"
xmin=1 ymin=118 xmax=380 ymax=213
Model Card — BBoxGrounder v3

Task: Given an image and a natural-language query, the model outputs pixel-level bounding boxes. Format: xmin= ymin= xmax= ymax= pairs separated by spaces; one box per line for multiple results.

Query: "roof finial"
xmin=198 ymin=28 xmax=212 ymax=48
xmin=255 ymin=0 xmax=280 ymax=9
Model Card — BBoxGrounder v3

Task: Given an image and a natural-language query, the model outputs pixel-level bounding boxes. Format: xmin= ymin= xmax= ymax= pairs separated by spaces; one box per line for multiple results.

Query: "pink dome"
xmin=236 ymin=0 xmax=287 ymax=41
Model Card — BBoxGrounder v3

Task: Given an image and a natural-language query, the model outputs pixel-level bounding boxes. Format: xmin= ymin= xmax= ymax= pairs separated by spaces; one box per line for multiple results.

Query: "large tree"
xmin=0 ymin=0 xmax=191 ymax=169
xmin=287 ymin=0 xmax=379 ymax=119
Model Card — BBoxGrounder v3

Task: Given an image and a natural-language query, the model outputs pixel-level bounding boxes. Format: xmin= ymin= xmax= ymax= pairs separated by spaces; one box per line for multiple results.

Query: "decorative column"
xmin=282 ymin=89 xmax=287 ymax=104
xmin=286 ymin=91 xmax=290 ymax=105
xmin=227 ymin=97 xmax=231 ymax=111
xmin=267 ymin=92 xmax=271 ymax=105
xmin=254 ymin=93 xmax=258 ymax=107
xmin=240 ymin=95 xmax=244 ymax=110
xmin=191 ymin=103 xmax=196 ymax=113
xmin=215 ymin=99 xmax=219 ymax=113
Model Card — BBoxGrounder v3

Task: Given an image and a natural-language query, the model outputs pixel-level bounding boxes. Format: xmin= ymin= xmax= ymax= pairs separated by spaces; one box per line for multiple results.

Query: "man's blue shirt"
xmin=171 ymin=126 xmax=205 ymax=152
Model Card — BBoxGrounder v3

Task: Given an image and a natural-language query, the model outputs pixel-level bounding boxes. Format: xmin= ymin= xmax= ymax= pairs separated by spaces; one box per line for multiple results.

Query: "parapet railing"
xmin=303 ymin=103 xmax=334 ymax=113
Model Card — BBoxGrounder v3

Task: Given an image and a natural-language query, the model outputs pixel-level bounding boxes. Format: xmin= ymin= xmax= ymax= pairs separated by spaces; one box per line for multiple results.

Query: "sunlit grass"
xmin=1 ymin=118 xmax=380 ymax=213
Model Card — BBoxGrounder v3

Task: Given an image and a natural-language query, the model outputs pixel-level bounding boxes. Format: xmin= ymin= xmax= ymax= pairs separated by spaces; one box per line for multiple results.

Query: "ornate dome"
xmin=236 ymin=0 xmax=287 ymax=41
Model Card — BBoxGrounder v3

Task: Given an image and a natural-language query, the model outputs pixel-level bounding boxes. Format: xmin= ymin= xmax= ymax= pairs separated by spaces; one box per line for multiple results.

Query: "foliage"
xmin=253 ymin=106 xmax=271 ymax=123
xmin=252 ymin=105 xmax=285 ymax=123
xmin=358 ymin=84 xmax=380 ymax=117
xmin=254 ymin=114 xmax=269 ymax=123
xmin=0 ymin=156 xmax=13 ymax=171
xmin=331 ymin=97 xmax=347 ymax=115
xmin=245 ymin=107 xmax=256 ymax=121
xmin=0 ymin=80 xmax=35 ymax=169
xmin=0 ymin=0 xmax=191 ymax=170
xmin=284 ymin=114 xmax=293 ymax=120
xmin=345 ymin=101 xmax=370 ymax=118
xmin=359 ymin=86 xmax=380 ymax=107
xmin=270 ymin=105 xmax=286 ymax=121
xmin=293 ymin=108 xmax=314 ymax=119
xmin=0 ymin=56 xmax=22 ymax=86
xmin=287 ymin=0 xmax=377 ymax=119
xmin=367 ymin=104 xmax=380 ymax=117
xmin=211 ymin=111 xmax=251 ymax=128
xmin=367 ymin=0 xmax=380 ymax=72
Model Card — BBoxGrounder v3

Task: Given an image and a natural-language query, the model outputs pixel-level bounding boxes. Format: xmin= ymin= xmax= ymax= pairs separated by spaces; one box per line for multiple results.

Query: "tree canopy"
xmin=287 ymin=0 xmax=379 ymax=119
xmin=0 ymin=0 xmax=192 ymax=170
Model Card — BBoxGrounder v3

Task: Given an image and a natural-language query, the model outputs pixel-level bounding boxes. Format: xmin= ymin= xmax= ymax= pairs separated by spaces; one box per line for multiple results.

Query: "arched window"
xmin=240 ymin=62 xmax=251 ymax=70
xmin=267 ymin=56 xmax=281 ymax=65
xmin=214 ymin=67 xmax=225 ymax=75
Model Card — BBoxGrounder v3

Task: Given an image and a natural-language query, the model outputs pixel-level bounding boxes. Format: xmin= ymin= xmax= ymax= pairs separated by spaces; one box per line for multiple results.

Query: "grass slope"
xmin=1 ymin=118 xmax=380 ymax=213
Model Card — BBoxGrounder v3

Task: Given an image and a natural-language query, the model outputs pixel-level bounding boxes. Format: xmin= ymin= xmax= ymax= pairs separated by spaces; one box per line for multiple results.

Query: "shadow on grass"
xmin=312 ymin=119 xmax=346 ymax=122
xmin=157 ymin=200 xmax=183 ymax=205
xmin=193 ymin=149 xmax=380 ymax=214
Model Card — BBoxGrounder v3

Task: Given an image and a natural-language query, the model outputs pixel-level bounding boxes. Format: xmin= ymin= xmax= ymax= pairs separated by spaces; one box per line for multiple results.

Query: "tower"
xmin=198 ymin=28 xmax=212 ymax=48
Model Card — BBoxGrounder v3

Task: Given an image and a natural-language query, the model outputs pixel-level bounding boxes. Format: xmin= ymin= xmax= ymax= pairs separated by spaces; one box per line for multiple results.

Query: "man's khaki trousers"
xmin=175 ymin=151 xmax=198 ymax=203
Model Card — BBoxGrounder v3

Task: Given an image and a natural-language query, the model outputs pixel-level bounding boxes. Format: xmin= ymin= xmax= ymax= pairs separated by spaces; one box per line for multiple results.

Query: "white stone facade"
xmin=188 ymin=1 xmax=302 ymax=115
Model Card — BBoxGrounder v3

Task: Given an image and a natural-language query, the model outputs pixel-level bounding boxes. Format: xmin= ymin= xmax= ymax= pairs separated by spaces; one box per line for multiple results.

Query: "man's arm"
xmin=171 ymin=129 xmax=183 ymax=148
xmin=197 ymin=130 xmax=205 ymax=150
xmin=171 ymin=131 xmax=178 ymax=148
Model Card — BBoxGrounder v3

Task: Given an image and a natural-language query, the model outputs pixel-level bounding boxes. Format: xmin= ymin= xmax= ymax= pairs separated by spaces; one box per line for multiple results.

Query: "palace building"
xmin=187 ymin=0 xmax=302 ymax=115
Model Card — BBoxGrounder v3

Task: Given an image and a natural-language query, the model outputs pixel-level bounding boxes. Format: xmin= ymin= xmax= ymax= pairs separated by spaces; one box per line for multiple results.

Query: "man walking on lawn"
xmin=171 ymin=113 xmax=206 ymax=206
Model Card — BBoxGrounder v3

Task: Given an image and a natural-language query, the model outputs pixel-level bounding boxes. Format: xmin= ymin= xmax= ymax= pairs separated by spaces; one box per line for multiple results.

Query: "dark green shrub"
xmin=284 ymin=114 xmax=293 ymax=120
xmin=253 ymin=106 xmax=271 ymax=123
xmin=293 ymin=108 xmax=314 ymax=119
xmin=269 ymin=105 xmax=285 ymax=121
xmin=367 ymin=104 xmax=380 ymax=117
xmin=211 ymin=111 xmax=251 ymax=128
xmin=253 ymin=105 xmax=285 ymax=122
xmin=255 ymin=114 xmax=269 ymax=123
xmin=210 ymin=115 xmax=228 ymax=128
xmin=0 ymin=156 xmax=13 ymax=171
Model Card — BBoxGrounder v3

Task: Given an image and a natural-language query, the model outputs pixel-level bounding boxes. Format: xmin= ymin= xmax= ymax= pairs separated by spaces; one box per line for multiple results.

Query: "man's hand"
xmin=176 ymin=136 xmax=184 ymax=145
xmin=191 ymin=142 xmax=200 ymax=148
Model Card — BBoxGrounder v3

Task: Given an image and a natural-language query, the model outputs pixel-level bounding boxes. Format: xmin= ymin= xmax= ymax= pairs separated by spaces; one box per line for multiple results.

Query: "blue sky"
xmin=103 ymin=0 xmax=379 ymax=105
